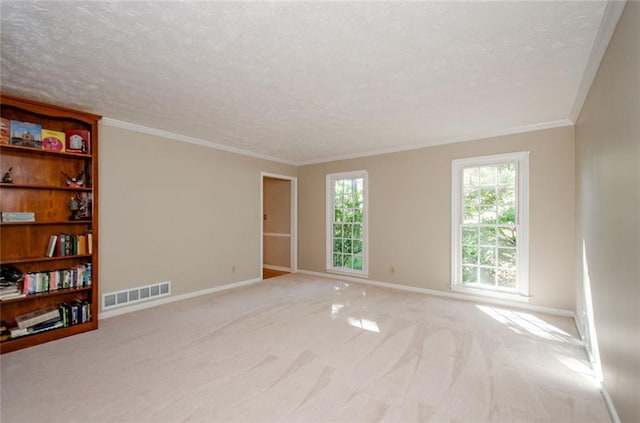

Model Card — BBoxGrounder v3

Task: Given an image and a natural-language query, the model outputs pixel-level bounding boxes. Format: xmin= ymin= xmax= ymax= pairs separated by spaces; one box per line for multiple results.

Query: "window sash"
xmin=451 ymin=152 xmax=529 ymax=297
xmin=326 ymin=171 xmax=368 ymax=276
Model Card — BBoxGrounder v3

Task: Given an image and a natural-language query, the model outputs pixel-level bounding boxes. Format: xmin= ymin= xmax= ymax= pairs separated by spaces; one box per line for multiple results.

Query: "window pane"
xmin=463 ymin=206 xmax=479 ymax=224
xmin=343 ymin=224 xmax=352 ymax=238
xmin=462 ymin=265 xmax=477 ymax=283
xmin=479 ymin=188 xmax=496 ymax=206
xmin=498 ymin=248 xmax=516 ymax=267
xmin=479 ymin=227 xmax=496 ymax=246
xmin=499 ymin=164 xmax=515 ymax=185
xmin=352 ymin=240 xmax=362 ymax=254
xmin=333 ymin=224 xmax=342 ymax=238
xmin=498 ymin=206 xmax=516 ymax=224
xmin=354 ymin=209 xmax=363 ymax=223
xmin=464 ymin=168 xmax=480 ymax=187
xmin=480 ymin=206 xmax=497 ymax=224
xmin=479 ymin=267 xmax=496 ymax=286
xmin=343 ymin=239 xmax=352 ymax=254
xmin=353 ymin=255 xmax=363 ymax=270
xmin=334 ymin=209 xmax=343 ymax=222
xmin=479 ymin=247 xmax=495 ymax=266
xmin=480 ymin=166 xmax=497 ymax=185
xmin=352 ymin=224 xmax=362 ymax=239
xmin=497 ymin=267 xmax=516 ymax=288
xmin=462 ymin=227 xmax=478 ymax=245
xmin=344 ymin=209 xmax=354 ymax=222
xmin=462 ymin=246 xmax=478 ymax=264
xmin=333 ymin=254 xmax=342 ymax=267
xmin=334 ymin=239 xmax=343 ymax=253
xmin=498 ymin=227 xmax=516 ymax=247
xmin=344 ymin=255 xmax=353 ymax=269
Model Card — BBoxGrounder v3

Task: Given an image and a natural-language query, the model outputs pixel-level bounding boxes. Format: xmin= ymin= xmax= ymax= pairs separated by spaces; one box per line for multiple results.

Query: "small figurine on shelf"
xmin=68 ymin=196 xmax=80 ymax=220
xmin=2 ymin=167 xmax=13 ymax=183
xmin=68 ymin=193 xmax=90 ymax=220
xmin=61 ymin=170 xmax=84 ymax=188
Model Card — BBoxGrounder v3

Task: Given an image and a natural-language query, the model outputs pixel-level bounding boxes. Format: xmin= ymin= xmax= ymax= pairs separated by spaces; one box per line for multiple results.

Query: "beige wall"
xmin=263 ymin=177 xmax=291 ymax=268
xmin=299 ymin=126 xmax=576 ymax=311
xmin=98 ymin=125 xmax=296 ymax=309
xmin=575 ymin=2 xmax=640 ymax=421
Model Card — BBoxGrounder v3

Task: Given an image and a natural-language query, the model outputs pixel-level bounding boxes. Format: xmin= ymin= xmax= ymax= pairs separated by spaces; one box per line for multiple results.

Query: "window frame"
xmin=451 ymin=152 xmax=529 ymax=299
xmin=326 ymin=170 xmax=369 ymax=277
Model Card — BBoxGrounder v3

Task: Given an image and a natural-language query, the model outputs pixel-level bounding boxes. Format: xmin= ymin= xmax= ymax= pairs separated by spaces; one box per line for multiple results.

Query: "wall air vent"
xmin=102 ymin=281 xmax=171 ymax=310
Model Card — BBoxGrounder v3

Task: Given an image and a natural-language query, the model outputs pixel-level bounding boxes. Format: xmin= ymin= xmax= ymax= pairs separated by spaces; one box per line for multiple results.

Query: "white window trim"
xmin=451 ymin=152 xmax=530 ymax=300
xmin=326 ymin=170 xmax=369 ymax=277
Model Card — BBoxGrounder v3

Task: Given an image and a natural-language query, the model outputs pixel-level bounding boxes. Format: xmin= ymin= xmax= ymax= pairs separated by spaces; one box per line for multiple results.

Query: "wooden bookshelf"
xmin=0 ymin=94 xmax=100 ymax=353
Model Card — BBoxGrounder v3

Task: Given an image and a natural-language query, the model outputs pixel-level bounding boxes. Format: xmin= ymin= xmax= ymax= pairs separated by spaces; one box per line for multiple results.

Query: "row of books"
xmin=8 ymin=301 xmax=92 ymax=340
xmin=46 ymin=232 xmax=93 ymax=257
xmin=22 ymin=263 xmax=92 ymax=295
xmin=0 ymin=118 xmax=90 ymax=154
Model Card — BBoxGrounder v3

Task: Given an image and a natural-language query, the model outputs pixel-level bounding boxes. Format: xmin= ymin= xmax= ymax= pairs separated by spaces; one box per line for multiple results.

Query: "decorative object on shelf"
xmin=10 ymin=120 xmax=42 ymax=148
xmin=68 ymin=193 xmax=90 ymax=221
xmin=2 ymin=167 xmax=13 ymax=183
xmin=77 ymin=192 xmax=91 ymax=219
xmin=61 ymin=170 xmax=84 ymax=187
xmin=41 ymin=129 xmax=66 ymax=152
xmin=64 ymin=129 xmax=89 ymax=153
xmin=68 ymin=195 xmax=80 ymax=220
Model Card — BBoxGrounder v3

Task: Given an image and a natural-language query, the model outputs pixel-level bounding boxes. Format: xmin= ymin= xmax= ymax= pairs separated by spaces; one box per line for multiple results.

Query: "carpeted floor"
xmin=1 ymin=273 xmax=609 ymax=422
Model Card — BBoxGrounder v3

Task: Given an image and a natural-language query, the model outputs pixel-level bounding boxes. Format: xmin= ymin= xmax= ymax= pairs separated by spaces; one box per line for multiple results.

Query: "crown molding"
xmin=99 ymin=117 xmax=298 ymax=166
xmin=569 ymin=0 xmax=627 ymax=122
xmin=297 ymin=119 xmax=573 ymax=166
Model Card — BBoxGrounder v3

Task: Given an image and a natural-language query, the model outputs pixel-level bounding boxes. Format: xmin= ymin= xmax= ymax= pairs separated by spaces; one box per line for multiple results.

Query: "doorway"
xmin=261 ymin=173 xmax=297 ymax=279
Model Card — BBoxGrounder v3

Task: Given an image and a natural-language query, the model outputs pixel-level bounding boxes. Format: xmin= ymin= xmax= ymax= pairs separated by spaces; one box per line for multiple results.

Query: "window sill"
xmin=326 ymin=269 xmax=369 ymax=279
xmin=450 ymin=285 xmax=530 ymax=302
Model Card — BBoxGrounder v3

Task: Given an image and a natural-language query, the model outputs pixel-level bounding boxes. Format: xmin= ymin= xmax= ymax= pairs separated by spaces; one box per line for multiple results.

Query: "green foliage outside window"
xmin=332 ymin=177 xmax=364 ymax=271
xmin=461 ymin=164 xmax=517 ymax=289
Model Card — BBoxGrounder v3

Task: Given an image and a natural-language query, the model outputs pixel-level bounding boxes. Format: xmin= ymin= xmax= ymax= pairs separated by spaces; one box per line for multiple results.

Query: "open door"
xmin=261 ymin=173 xmax=297 ymax=279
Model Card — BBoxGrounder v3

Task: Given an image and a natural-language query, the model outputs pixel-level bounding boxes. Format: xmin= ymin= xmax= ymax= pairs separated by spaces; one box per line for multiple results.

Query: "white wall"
xmin=98 ymin=124 xmax=296 ymax=309
xmin=575 ymin=2 xmax=640 ymax=421
xmin=298 ymin=126 xmax=576 ymax=311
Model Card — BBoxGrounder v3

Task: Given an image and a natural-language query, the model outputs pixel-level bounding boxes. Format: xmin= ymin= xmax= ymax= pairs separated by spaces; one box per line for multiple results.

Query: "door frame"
xmin=260 ymin=172 xmax=298 ymax=275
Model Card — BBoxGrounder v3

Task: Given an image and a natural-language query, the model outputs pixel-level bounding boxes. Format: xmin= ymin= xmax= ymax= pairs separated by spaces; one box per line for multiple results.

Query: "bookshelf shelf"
xmin=0 ymin=94 xmax=100 ymax=353
xmin=0 ymin=182 xmax=92 ymax=191
xmin=0 ymin=286 xmax=92 ymax=304
xmin=0 ymin=143 xmax=93 ymax=159
xmin=0 ymin=320 xmax=96 ymax=354
xmin=0 ymin=220 xmax=92 ymax=226
xmin=0 ymin=254 xmax=92 ymax=265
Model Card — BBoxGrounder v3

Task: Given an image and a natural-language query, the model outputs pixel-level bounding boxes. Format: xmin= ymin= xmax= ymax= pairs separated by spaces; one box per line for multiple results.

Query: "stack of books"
xmin=9 ymin=306 xmax=63 ymax=339
xmin=0 ymin=275 xmax=24 ymax=300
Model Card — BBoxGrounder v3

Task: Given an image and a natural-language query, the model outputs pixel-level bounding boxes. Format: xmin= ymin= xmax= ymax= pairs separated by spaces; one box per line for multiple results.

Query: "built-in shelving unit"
xmin=0 ymin=94 xmax=100 ymax=353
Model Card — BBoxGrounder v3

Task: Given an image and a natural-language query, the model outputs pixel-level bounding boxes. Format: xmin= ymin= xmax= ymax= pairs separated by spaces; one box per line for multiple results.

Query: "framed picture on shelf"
xmin=64 ymin=130 xmax=90 ymax=154
xmin=10 ymin=120 xmax=42 ymax=148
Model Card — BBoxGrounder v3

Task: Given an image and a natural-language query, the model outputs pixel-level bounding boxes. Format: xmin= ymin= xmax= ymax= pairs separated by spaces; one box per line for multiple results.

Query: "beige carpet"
xmin=1 ymin=273 xmax=609 ymax=422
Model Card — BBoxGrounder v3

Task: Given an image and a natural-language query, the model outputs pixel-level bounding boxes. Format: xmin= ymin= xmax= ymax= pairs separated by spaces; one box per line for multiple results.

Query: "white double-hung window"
xmin=451 ymin=152 xmax=529 ymax=298
xmin=326 ymin=170 xmax=368 ymax=276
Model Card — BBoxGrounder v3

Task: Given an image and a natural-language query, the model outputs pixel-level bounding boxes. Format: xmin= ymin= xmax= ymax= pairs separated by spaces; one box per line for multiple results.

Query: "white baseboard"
xmin=296 ymin=269 xmax=574 ymax=318
xmin=263 ymin=264 xmax=291 ymax=272
xmin=99 ymin=277 xmax=262 ymax=319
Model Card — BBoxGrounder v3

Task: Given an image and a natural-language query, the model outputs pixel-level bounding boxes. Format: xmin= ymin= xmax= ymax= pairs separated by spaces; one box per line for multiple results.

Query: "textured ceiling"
xmin=1 ymin=1 xmax=610 ymax=164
